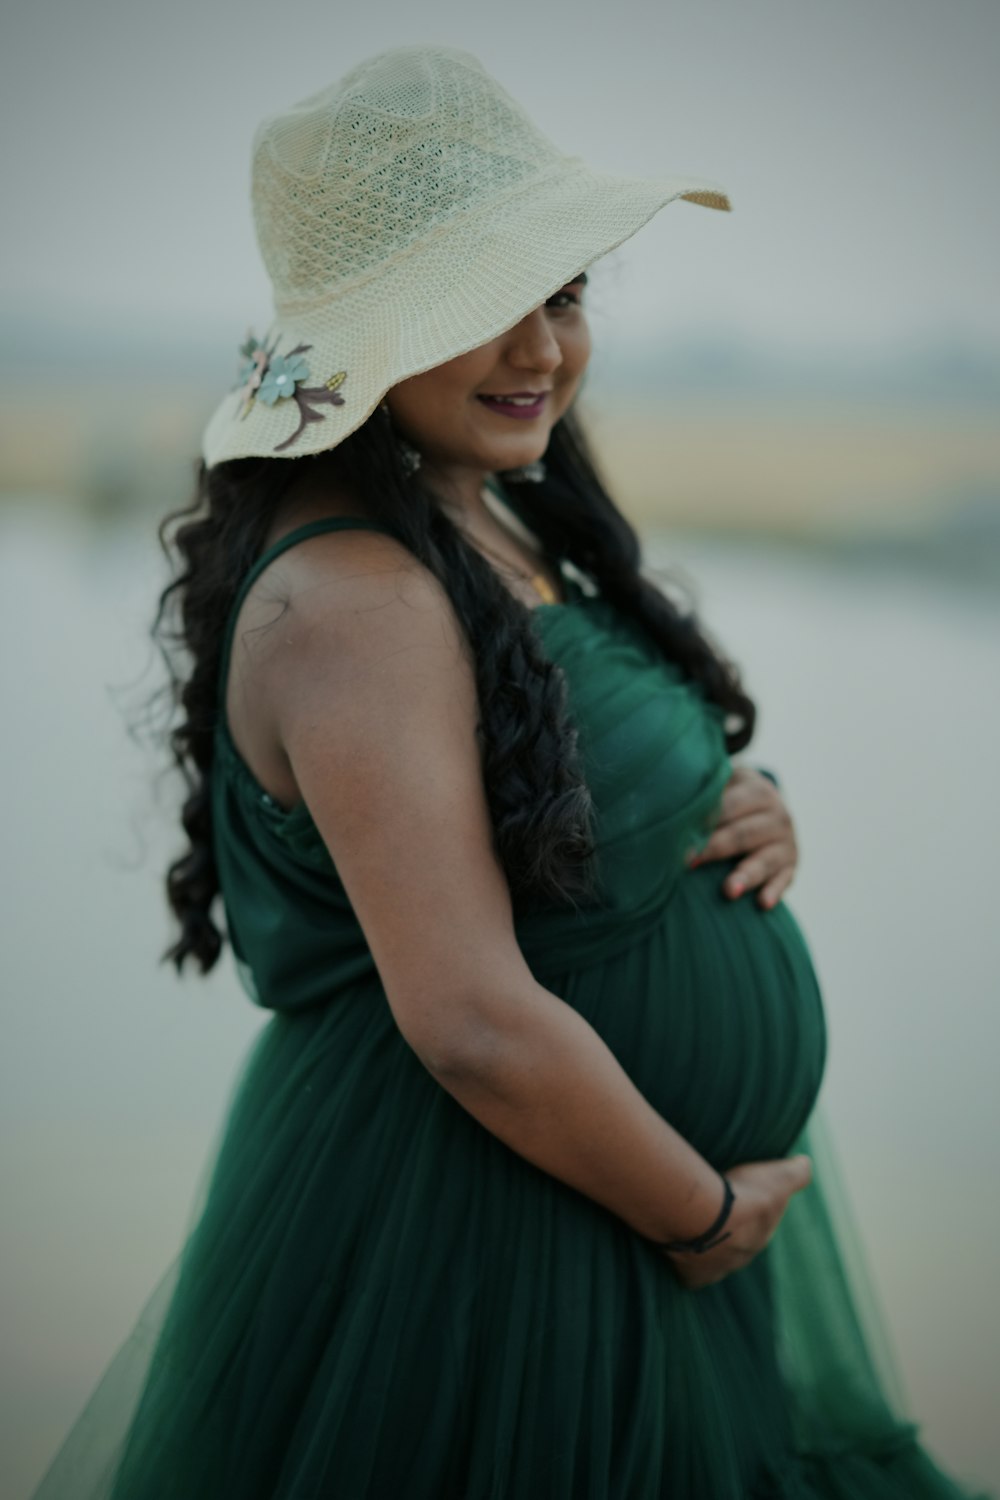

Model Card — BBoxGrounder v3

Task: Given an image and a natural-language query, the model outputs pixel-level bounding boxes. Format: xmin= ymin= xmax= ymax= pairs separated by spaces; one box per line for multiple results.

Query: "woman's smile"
xmin=379 ymin=272 xmax=590 ymax=516
xmin=475 ymin=392 xmax=549 ymax=420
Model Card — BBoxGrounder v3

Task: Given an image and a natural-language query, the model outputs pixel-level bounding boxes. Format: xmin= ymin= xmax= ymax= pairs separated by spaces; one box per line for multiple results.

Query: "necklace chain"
xmin=441 ymin=486 xmax=562 ymax=606
xmin=468 ymin=535 xmax=562 ymax=606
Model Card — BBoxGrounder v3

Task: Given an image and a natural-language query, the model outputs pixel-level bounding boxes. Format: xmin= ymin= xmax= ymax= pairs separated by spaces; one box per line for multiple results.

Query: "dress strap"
xmin=217 ymin=517 xmax=399 ymax=720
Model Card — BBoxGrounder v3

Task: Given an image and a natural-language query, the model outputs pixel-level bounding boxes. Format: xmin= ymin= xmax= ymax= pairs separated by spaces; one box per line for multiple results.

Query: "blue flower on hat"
xmin=230 ymin=330 xmax=347 ymax=445
xmin=258 ymin=352 xmax=311 ymax=406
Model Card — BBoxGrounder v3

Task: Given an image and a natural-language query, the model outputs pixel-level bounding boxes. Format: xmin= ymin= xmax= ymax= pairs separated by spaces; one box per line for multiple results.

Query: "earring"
xmin=396 ymin=436 xmax=422 ymax=474
xmin=500 ymin=460 xmax=546 ymax=483
xmin=379 ymin=400 xmax=422 ymax=474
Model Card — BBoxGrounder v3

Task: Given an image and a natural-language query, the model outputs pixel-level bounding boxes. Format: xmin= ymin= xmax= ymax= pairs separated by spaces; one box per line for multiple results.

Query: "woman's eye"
xmin=546 ymin=289 xmax=582 ymax=310
xmin=544 ymin=271 xmax=587 ymax=311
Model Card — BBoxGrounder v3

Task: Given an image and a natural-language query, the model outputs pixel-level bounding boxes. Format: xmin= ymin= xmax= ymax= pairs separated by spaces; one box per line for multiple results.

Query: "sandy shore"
xmin=3 ymin=386 xmax=999 ymax=541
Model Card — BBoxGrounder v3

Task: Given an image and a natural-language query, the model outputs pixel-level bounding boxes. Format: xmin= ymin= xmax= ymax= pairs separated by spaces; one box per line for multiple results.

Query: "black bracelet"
xmin=653 ymin=1175 xmax=735 ymax=1255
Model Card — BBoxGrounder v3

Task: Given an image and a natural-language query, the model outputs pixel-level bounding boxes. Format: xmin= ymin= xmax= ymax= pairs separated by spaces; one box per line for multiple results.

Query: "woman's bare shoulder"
xmin=225 ymin=481 xmax=454 ymax=808
xmin=247 ymin=462 xmax=451 ymax=624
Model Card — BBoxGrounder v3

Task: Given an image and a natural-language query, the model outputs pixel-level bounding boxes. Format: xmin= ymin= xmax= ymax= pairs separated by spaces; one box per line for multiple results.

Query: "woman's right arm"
xmin=263 ymin=531 xmax=809 ymax=1272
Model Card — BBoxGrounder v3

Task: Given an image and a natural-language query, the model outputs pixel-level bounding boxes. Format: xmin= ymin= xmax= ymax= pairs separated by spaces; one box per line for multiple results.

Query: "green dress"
xmin=30 ymin=516 xmax=991 ymax=1500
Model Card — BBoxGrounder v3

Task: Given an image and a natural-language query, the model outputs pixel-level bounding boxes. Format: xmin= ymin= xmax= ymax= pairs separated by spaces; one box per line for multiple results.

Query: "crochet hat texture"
xmin=201 ymin=44 xmax=731 ymax=468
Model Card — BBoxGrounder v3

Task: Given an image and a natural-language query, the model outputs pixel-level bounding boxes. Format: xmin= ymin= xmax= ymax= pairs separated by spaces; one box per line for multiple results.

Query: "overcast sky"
xmin=2 ymin=0 xmax=998 ymax=363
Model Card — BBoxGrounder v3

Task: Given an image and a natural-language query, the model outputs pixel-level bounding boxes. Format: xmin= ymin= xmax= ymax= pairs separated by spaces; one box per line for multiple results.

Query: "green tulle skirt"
xmin=28 ymin=884 xmax=991 ymax=1498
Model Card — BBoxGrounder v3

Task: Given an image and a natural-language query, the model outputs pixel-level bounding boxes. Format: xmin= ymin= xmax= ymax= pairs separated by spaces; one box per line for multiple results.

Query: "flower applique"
xmin=234 ymin=331 xmax=347 ymax=452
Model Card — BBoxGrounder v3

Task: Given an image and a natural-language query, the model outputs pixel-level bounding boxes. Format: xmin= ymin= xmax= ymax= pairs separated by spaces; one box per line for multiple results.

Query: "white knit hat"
xmin=201 ymin=44 xmax=731 ymax=468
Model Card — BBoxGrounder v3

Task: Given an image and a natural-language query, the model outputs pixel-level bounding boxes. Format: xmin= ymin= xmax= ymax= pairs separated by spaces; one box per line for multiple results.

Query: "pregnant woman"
xmin=31 ymin=43 xmax=990 ymax=1500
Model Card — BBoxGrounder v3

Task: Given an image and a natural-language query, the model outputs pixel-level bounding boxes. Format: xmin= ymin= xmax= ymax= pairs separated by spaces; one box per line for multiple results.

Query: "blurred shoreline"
xmin=4 ymin=399 xmax=999 ymax=594
xmin=4 ymin=317 xmax=1000 ymax=594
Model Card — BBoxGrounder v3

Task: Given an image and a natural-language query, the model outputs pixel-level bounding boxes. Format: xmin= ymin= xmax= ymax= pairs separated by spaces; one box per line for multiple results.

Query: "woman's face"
xmin=383 ymin=272 xmax=591 ymax=487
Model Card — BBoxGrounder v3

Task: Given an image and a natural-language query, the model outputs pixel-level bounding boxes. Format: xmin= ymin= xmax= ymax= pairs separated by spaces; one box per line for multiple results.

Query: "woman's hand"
xmin=660 ymin=1154 xmax=813 ymax=1290
xmin=686 ymin=766 xmax=798 ymax=910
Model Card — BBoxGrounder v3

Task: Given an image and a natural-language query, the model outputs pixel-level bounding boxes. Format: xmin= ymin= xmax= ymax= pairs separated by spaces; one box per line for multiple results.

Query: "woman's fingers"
xmin=721 ymin=846 xmax=794 ymax=901
xmin=755 ymin=867 xmax=794 ymax=910
xmin=687 ymin=827 xmax=797 ymax=904
xmin=718 ymin=765 xmax=781 ymax=813
xmin=684 ymin=768 xmax=798 ymax=906
xmin=688 ymin=811 xmax=789 ymax=867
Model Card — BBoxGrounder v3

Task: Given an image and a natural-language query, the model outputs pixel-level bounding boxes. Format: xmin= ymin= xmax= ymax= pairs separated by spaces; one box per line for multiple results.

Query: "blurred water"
xmin=2 ymin=503 xmax=997 ymax=1498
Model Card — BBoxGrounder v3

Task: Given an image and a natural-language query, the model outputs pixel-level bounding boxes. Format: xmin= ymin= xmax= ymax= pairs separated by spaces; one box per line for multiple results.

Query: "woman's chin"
xmin=489 ymin=436 xmax=552 ymax=472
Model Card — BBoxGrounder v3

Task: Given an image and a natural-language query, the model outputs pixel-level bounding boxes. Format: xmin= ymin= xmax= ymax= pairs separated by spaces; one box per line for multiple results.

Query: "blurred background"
xmin=2 ymin=1 xmax=998 ymax=1495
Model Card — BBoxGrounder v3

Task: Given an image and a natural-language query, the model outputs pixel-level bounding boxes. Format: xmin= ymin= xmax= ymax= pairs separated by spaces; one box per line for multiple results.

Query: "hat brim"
xmin=201 ymin=161 xmax=731 ymax=468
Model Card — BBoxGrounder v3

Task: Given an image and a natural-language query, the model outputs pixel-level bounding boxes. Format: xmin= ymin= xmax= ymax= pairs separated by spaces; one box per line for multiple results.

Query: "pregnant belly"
xmin=559 ymin=859 xmax=828 ymax=1169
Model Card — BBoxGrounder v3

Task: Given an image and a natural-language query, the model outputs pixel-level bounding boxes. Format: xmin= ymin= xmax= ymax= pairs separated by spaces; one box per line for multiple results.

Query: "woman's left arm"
xmin=685 ymin=765 xmax=798 ymax=910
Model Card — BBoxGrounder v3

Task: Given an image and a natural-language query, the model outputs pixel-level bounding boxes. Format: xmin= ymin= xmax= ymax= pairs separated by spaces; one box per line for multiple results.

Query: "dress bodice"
xmin=211 ymin=518 xmax=732 ymax=1010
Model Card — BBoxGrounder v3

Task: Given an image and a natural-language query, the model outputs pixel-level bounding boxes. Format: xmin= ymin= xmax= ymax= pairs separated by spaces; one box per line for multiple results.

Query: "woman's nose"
xmin=505 ymin=306 xmax=563 ymax=371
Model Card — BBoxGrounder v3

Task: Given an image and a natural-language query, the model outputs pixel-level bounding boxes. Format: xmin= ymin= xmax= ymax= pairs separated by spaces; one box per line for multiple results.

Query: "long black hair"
xmin=151 ymin=401 xmax=756 ymax=975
